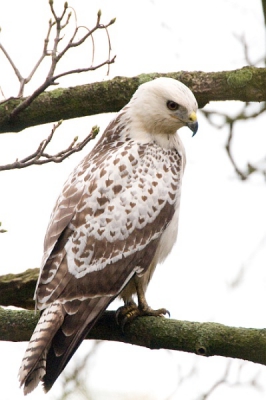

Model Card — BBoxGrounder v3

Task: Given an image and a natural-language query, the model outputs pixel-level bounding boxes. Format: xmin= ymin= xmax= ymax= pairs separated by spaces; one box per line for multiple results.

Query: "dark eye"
xmin=167 ymin=100 xmax=180 ymax=111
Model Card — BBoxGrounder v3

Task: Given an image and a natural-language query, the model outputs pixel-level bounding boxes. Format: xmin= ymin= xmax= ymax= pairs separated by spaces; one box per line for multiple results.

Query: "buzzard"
xmin=19 ymin=77 xmax=198 ymax=394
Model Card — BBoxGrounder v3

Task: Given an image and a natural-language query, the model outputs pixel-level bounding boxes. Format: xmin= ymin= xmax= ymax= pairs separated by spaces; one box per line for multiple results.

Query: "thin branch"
xmin=52 ymin=55 xmax=116 ymax=81
xmin=225 ymin=122 xmax=248 ymax=180
xmin=24 ymin=19 xmax=55 ymax=85
xmin=233 ymin=34 xmax=254 ymax=66
xmin=53 ymin=12 xmax=115 ymax=64
xmin=200 ymin=361 xmax=232 ymax=400
xmin=0 ymin=43 xmax=23 ymax=82
xmin=0 ymin=123 xmax=99 ymax=171
xmin=202 ymin=101 xmax=266 ymax=180
xmin=0 ymin=1 xmax=115 ymax=111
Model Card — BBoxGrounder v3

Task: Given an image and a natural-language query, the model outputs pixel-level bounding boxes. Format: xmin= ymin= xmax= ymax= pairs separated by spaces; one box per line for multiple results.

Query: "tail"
xmin=18 ymin=301 xmax=65 ymax=395
xmin=18 ymin=297 xmax=113 ymax=394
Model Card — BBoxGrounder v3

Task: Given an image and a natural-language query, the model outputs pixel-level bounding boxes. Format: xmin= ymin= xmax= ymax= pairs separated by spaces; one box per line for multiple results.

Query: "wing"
xmin=23 ymin=129 xmax=184 ymax=392
xmin=36 ymin=137 xmax=183 ymax=308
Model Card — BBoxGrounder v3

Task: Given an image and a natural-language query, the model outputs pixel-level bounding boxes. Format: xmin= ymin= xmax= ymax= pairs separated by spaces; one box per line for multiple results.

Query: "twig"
xmin=0 ymin=1 xmax=116 ymax=118
xmin=202 ymin=101 xmax=266 ymax=180
xmin=52 ymin=56 xmax=116 ymax=81
xmin=225 ymin=121 xmax=248 ymax=180
xmin=0 ymin=43 xmax=23 ymax=83
xmin=200 ymin=361 xmax=232 ymax=400
xmin=0 ymin=123 xmax=99 ymax=171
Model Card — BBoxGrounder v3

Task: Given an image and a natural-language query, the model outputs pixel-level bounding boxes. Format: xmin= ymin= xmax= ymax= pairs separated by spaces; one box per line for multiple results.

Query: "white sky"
xmin=0 ymin=1 xmax=266 ymax=399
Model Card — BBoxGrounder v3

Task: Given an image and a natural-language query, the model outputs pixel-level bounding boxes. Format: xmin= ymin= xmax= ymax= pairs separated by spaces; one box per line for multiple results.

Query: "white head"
xmin=128 ymin=77 xmax=198 ymax=136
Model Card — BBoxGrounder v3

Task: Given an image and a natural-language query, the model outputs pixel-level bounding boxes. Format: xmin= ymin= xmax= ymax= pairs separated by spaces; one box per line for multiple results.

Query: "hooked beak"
xmin=187 ymin=121 xmax=198 ymax=137
xmin=187 ymin=111 xmax=198 ymax=137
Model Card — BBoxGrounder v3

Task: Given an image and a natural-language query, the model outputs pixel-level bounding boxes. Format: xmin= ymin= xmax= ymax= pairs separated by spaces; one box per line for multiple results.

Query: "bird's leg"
xmin=116 ymin=275 xmax=169 ymax=330
xmin=134 ymin=276 xmax=170 ymax=317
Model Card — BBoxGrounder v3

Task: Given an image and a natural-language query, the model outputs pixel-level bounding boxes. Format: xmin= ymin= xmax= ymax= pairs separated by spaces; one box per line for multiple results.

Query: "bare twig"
xmin=199 ymin=360 xmax=262 ymax=400
xmin=201 ymin=24 xmax=266 ymax=180
xmin=225 ymin=121 xmax=248 ymax=180
xmin=0 ymin=123 xmax=99 ymax=171
xmin=59 ymin=341 xmax=101 ymax=400
xmin=0 ymin=86 xmax=5 ymax=100
xmin=228 ymin=232 xmax=266 ymax=289
xmin=233 ymin=34 xmax=254 ymax=66
xmin=0 ymin=43 xmax=23 ymax=83
xmin=52 ymin=56 xmax=116 ymax=81
xmin=0 ymin=1 xmax=116 ymax=118
xmin=202 ymin=101 xmax=266 ymax=180
xmin=199 ymin=361 xmax=232 ymax=400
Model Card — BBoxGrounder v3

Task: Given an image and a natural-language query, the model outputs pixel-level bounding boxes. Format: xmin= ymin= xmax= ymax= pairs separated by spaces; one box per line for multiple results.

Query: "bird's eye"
xmin=167 ymin=100 xmax=180 ymax=111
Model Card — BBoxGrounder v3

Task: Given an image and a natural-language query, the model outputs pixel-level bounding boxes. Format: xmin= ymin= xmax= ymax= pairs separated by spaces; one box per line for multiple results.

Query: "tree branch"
xmin=1 ymin=67 xmax=266 ymax=134
xmin=0 ymin=1 xmax=115 ymax=103
xmin=0 ymin=268 xmax=39 ymax=309
xmin=1 ymin=269 xmax=266 ymax=366
xmin=1 ymin=307 xmax=266 ymax=368
xmin=0 ymin=123 xmax=99 ymax=171
xmin=202 ymin=100 xmax=266 ymax=180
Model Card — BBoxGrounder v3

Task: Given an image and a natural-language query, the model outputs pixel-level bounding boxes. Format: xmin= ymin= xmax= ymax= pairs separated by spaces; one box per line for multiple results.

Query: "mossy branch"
xmin=0 ymin=268 xmax=39 ymax=310
xmin=1 ymin=66 xmax=266 ymax=134
xmin=1 ymin=269 xmax=266 ymax=366
xmin=1 ymin=307 xmax=266 ymax=367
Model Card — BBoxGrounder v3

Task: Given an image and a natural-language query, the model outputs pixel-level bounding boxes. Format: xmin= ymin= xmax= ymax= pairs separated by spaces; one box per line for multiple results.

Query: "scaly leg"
xmin=116 ymin=275 xmax=170 ymax=330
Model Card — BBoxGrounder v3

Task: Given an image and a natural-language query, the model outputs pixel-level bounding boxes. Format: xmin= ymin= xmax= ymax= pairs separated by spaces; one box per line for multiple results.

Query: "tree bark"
xmin=1 ymin=307 xmax=266 ymax=367
xmin=1 ymin=66 xmax=266 ymax=134
xmin=0 ymin=268 xmax=38 ymax=309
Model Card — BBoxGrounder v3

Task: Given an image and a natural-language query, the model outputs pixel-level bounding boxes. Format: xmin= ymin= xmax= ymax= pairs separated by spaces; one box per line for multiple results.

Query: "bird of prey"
xmin=19 ymin=77 xmax=198 ymax=394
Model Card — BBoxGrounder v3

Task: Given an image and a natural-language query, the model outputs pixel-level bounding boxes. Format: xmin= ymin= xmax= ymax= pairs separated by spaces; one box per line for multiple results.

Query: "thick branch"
xmin=0 ymin=268 xmax=39 ymax=309
xmin=1 ymin=307 xmax=266 ymax=367
xmin=1 ymin=270 xmax=266 ymax=366
xmin=1 ymin=67 xmax=266 ymax=134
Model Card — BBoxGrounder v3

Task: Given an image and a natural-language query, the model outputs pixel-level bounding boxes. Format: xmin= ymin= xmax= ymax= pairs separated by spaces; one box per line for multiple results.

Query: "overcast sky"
xmin=0 ymin=1 xmax=266 ymax=399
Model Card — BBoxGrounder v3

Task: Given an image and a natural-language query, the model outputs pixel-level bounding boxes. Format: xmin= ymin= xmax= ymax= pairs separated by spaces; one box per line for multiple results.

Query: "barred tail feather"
xmin=19 ymin=296 xmax=114 ymax=394
xmin=43 ymin=296 xmax=113 ymax=392
xmin=18 ymin=302 xmax=65 ymax=395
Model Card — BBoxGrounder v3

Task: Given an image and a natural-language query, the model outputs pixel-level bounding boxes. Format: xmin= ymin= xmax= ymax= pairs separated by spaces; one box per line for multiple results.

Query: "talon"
xmin=116 ymin=303 xmax=140 ymax=332
xmin=116 ymin=303 xmax=171 ymax=332
xmin=140 ymin=306 xmax=170 ymax=318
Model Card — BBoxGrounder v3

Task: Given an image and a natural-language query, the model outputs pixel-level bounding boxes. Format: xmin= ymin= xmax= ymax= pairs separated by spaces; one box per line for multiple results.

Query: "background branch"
xmin=202 ymin=95 xmax=266 ymax=180
xmin=261 ymin=0 xmax=266 ymax=27
xmin=0 ymin=268 xmax=39 ymax=309
xmin=1 ymin=66 xmax=266 ymax=134
xmin=0 ymin=222 xmax=7 ymax=233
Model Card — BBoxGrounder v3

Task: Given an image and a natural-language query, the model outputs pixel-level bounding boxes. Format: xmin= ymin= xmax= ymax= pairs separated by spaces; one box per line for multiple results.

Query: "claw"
xmin=116 ymin=303 xmax=139 ymax=332
xmin=116 ymin=303 xmax=170 ymax=332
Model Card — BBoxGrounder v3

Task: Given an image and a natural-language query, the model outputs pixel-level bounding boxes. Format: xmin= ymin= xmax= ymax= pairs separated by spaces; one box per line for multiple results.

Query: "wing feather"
xmin=36 ymin=136 xmax=183 ymax=307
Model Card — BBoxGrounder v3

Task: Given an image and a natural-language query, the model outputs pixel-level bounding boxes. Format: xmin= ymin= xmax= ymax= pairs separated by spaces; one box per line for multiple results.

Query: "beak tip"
xmin=187 ymin=121 xmax=198 ymax=137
